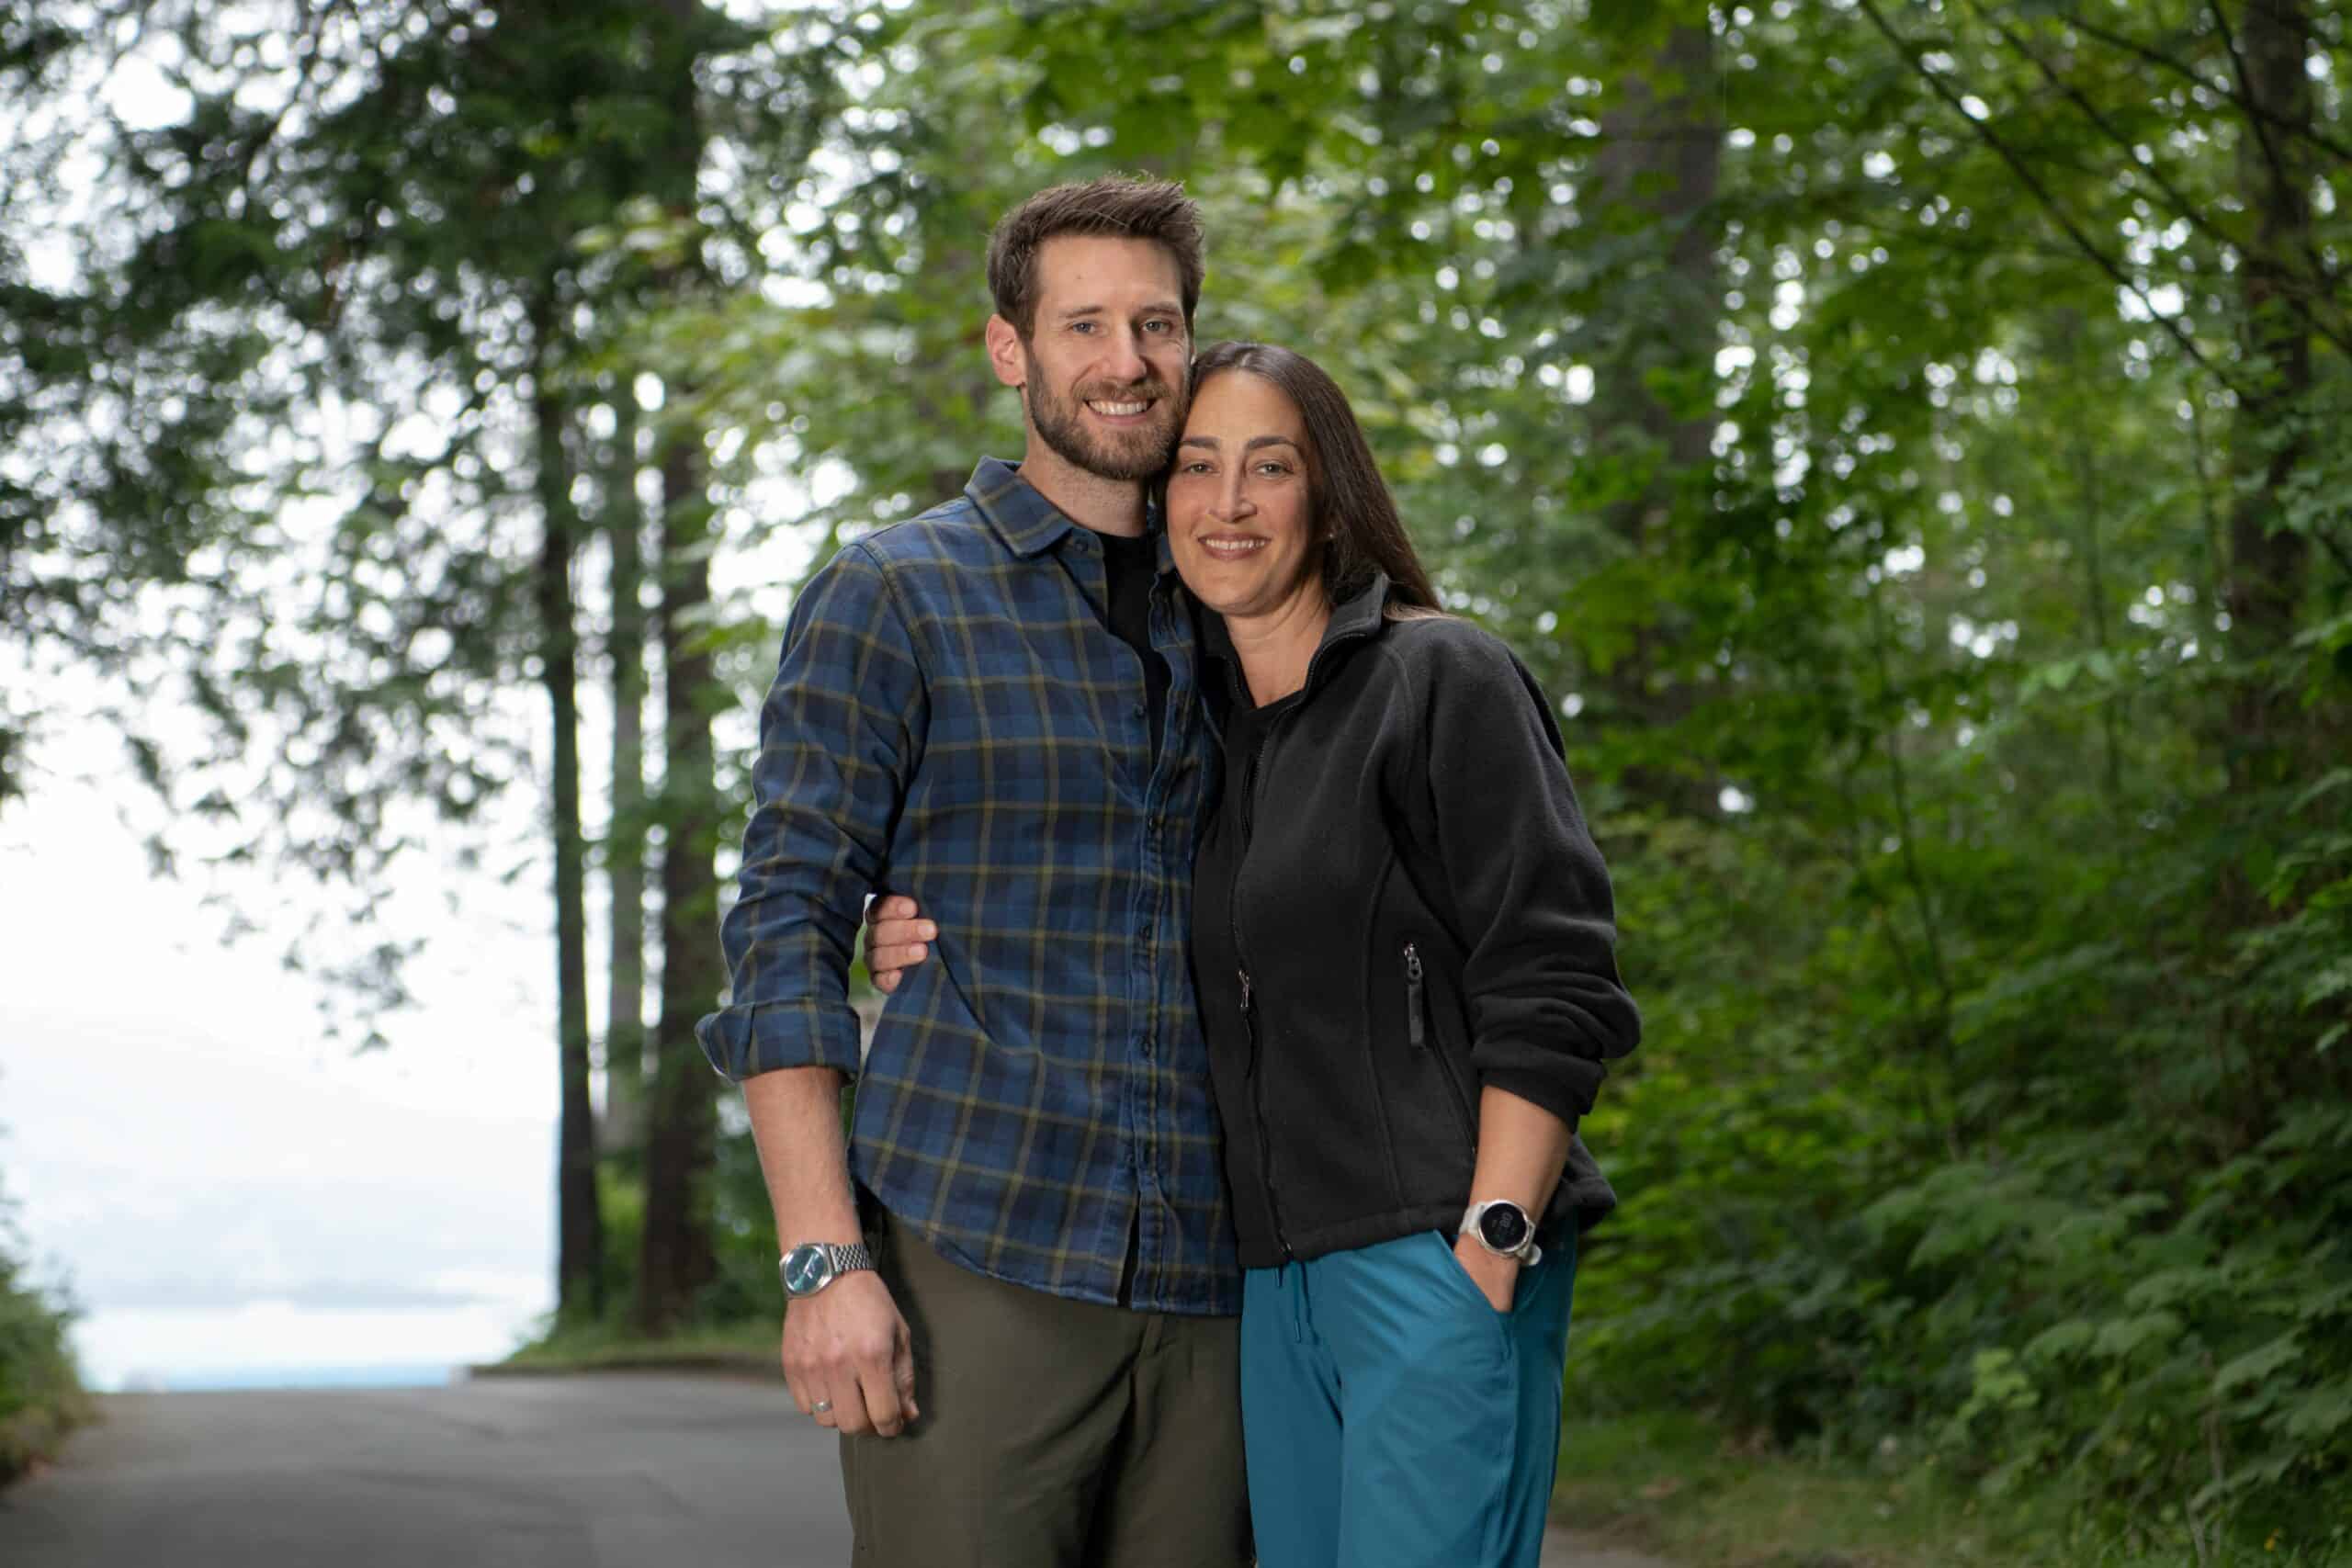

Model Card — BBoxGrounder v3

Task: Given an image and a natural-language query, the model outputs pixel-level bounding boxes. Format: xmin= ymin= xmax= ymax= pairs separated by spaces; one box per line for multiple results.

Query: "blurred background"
xmin=1 ymin=1 xmax=2346 ymax=1562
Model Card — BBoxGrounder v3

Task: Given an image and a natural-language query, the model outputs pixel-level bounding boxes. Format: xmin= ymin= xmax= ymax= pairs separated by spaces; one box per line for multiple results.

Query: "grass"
xmin=1549 ymin=1410 xmax=2348 ymax=1568
xmin=486 ymin=1317 xmax=780 ymax=1377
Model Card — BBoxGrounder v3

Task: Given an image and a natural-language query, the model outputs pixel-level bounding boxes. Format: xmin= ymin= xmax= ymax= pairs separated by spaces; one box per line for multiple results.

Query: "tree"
xmin=1 ymin=0 xmax=833 ymax=1326
xmin=600 ymin=381 xmax=651 ymax=1156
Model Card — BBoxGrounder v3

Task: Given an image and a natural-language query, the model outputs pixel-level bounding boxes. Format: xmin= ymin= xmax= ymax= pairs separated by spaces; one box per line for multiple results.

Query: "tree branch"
xmin=1970 ymin=0 xmax=2352 ymax=357
xmin=1856 ymin=0 xmax=2246 ymax=397
xmin=2064 ymin=8 xmax=2352 ymax=166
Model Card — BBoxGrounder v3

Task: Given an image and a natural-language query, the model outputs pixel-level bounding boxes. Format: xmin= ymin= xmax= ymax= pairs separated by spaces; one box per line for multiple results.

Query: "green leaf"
xmin=2213 ymin=1332 xmax=2302 ymax=1395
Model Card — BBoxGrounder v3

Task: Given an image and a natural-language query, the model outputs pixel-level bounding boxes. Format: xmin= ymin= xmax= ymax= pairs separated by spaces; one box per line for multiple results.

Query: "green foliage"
xmin=681 ymin=0 xmax=2352 ymax=1550
xmin=0 ymin=1182 xmax=87 ymax=1490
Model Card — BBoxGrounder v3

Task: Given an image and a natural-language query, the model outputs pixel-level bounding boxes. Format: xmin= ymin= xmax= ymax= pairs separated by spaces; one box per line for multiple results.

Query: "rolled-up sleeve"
xmin=695 ymin=542 xmax=928 ymax=1081
xmin=1423 ymin=628 xmax=1639 ymax=1126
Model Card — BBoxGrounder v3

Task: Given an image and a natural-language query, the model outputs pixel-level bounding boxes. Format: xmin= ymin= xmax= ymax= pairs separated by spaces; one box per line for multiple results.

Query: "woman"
xmin=870 ymin=342 xmax=1639 ymax=1566
xmin=1169 ymin=341 xmax=1638 ymax=1568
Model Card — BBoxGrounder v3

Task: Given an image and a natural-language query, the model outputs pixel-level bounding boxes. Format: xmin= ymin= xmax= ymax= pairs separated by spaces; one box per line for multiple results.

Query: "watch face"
xmin=1476 ymin=1202 xmax=1531 ymax=1253
xmin=782 ymin=1245 xmax=834 ymax=1296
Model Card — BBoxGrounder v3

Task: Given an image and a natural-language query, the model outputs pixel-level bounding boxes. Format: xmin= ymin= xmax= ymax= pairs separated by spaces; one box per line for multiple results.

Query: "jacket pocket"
xmin=1404 ymin=940 xmax=1477 ymax=1151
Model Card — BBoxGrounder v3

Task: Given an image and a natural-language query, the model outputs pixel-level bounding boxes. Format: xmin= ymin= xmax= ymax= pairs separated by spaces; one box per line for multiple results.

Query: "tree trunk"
xmin=534 ymin=304 xmax=603 ymax=1325
xmin=1587 ymin=5 xmax=1722 ymax=818
xmin=637 ymin=424 xmax=722 ymax=1336
xmin=2224 ymin=0 xmax=2314 ymax=793
xmin=603 ymin=387 xmax=650 ymax=1156
xmin=635 ymin=0 xmax=722 ymax=1336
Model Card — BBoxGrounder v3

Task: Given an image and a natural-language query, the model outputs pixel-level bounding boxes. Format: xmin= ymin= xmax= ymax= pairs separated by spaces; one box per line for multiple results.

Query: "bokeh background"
xmin=3 ymin=2 xmax=2347 ymax=1562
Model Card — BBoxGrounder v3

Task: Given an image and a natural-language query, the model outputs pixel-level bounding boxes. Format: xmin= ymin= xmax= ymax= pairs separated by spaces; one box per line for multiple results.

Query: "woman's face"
xmin=1165 ymin=371 xmax=1322 ymax=623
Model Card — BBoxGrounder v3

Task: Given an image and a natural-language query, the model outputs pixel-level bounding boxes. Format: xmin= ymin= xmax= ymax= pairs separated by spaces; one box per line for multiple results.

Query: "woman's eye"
xmin=1256 ymin=461 xmax=1291 ymax=477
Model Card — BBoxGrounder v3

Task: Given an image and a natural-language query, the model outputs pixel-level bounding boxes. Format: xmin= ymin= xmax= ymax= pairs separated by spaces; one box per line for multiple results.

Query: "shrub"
xmin=0 ymin=1204 xmax=88 ymax=1488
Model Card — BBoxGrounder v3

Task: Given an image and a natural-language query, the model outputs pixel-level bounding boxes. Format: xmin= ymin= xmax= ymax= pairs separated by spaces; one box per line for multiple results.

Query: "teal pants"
xmin=1238 ymin=1228 xmax=1577 ymax=1568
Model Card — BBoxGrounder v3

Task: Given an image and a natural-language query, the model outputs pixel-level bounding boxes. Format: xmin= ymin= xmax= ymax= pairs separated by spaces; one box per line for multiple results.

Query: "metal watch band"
xmin=818 ymin=1240 xmax=874 ymax=1275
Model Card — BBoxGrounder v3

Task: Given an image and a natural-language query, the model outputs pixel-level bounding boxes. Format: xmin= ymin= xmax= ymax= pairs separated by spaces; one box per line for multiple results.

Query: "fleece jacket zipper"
xmin=1222 ymin=616 xmax=1384 ymax=1266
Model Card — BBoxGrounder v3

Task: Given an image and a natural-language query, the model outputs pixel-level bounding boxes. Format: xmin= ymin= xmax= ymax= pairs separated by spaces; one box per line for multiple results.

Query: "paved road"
xmin=0 ymin=1373 xmax=1662 ymax=1566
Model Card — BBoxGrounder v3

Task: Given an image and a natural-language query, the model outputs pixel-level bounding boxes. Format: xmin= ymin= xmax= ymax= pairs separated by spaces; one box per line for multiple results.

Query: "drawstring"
xmin=1288 ymin=1260 xmax=1310 ymax=1345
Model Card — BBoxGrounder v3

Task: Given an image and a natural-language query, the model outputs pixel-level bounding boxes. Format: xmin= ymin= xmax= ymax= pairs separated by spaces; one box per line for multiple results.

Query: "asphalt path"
xmin=0 ymin=1372 xmax=1665 ymax=1567
xmin=0 ymin=1372 xmax=842 ymax=1567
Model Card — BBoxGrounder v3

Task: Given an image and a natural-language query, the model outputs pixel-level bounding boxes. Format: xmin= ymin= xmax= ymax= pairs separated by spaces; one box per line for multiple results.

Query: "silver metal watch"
xmin=780 ymin=1239 xmax=876 ymax=1299
xmin=1462 ymin=1200 xmax=1543 ymax=1266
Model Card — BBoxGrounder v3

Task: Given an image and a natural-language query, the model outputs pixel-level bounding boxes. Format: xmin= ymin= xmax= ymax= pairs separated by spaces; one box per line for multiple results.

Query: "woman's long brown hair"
xmin=1186 ymin=341 xmax=1442 ymax=613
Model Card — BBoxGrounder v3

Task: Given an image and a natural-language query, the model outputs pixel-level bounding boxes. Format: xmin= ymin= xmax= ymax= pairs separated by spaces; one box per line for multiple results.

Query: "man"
xmin=695 ymin=177 xmax=1247 ymax=1567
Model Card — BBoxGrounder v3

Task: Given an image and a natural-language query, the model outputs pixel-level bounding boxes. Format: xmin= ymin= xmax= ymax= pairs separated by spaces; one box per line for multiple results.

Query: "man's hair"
xmin=987 ymin=177 xmax=1205 ymax=338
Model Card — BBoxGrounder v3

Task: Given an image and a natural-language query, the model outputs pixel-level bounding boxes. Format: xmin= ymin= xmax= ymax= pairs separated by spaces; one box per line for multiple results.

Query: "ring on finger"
xmin=812 ymin=1398 xmax=833 ymax=1416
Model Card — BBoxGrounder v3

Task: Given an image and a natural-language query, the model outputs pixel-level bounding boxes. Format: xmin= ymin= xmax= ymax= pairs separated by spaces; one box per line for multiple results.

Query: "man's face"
xmin=1014 ymin=235 xmax=1191 ymax=481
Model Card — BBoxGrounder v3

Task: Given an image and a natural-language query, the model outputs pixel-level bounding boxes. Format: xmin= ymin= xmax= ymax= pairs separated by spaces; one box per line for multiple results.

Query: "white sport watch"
xmin=1462 ymin=1200 xmax=1543 ymax=1266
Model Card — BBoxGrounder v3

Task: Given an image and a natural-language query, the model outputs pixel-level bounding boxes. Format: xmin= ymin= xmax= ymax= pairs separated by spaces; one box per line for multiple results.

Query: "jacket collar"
xmin=1204 ymin=570 xmax=1394 ymax=705
xmin=1321 ymin=570 xmax=1393 ymax=650
xmin=965 ymin=457 xmax=1166 ymax=564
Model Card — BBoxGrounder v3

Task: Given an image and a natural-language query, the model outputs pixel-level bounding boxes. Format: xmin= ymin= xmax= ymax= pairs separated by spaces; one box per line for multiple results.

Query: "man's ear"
xmin=983 ymin=314 xmax=1027 ymax=390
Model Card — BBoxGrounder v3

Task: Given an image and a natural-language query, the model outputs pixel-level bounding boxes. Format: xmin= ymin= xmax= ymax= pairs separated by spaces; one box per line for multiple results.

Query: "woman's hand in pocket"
xmin=1452 ymin=1233 xmax=1520 ymax=1312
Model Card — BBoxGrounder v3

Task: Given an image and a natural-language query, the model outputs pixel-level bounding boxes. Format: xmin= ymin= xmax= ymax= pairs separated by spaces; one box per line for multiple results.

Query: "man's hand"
xmin=1452 ymin=1233 xmax=1521 ymax=1314
xmin=862 ymin=895 xmax=935 ymax=996
xmin=782 ymin=1269 xmax=920 ymax=1437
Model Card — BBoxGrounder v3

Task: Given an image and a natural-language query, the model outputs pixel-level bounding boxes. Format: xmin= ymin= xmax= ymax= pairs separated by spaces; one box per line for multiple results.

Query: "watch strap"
xmin=1462 ymin=1201 xmax=1543 ymax=1267
xmin=819 ymin=1239 xmax=875 ymax=1274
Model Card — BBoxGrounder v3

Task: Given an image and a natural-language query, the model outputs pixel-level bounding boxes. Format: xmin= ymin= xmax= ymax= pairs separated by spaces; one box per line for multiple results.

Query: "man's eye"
xmin=1144 ymin=319 xmax=1172 ymax=334
xmin=1071 ymin=321 xmax=1096 ymax=333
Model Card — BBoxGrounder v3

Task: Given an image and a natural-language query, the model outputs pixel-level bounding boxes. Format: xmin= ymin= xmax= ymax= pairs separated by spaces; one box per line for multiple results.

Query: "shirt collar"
xmin=965 ymin=457 xmax=1166 ymax=563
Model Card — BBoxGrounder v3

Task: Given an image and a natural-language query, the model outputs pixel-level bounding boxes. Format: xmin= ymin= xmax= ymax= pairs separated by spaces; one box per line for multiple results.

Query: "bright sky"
xmin=1 ymin=709 xmax=562 ymax=1390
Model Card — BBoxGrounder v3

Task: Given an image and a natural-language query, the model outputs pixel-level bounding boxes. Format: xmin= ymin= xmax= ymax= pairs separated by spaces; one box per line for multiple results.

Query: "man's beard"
xmin=1023 ymin=346 xmax=1182 ymax=481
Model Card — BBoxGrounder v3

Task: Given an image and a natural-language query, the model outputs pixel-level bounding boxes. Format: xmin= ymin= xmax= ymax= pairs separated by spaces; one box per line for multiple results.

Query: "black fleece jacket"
xmin=1189 ymin=573 xmax=1641 ymax=1269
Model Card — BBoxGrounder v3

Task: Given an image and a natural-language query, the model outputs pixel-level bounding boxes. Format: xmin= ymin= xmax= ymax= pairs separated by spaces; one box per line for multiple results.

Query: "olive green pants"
xmin=839 ymin=1212 xmax=1250 ymax=1568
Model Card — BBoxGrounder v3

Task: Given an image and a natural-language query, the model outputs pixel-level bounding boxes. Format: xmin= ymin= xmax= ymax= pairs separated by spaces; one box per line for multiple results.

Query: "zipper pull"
xmin=1238 ymin=965 xmax=1261 ymax=1075
xmin=1404 ymin=942 xmax=1426 ymax=1050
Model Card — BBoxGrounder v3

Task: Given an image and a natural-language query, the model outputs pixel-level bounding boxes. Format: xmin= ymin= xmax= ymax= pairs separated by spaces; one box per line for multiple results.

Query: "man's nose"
xmin=1100 ymin=328 xmax=1148 ymax=384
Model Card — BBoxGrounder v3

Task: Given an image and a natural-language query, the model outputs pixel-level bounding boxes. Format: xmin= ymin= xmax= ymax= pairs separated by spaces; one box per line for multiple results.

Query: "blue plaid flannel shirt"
xmin=697 ymin=458 xmax=1237 ymax=1315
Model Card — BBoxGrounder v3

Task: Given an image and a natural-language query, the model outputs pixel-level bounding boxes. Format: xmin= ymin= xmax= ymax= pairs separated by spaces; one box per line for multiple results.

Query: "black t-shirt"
xmin=1100 ymin=529 xmax=1167 ymax=764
